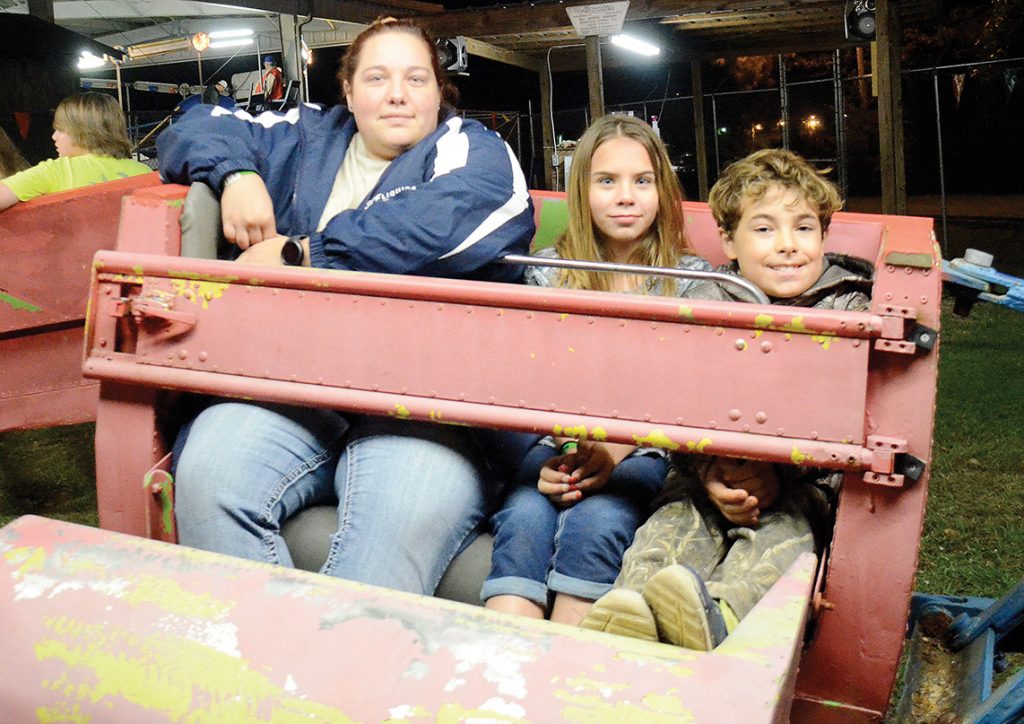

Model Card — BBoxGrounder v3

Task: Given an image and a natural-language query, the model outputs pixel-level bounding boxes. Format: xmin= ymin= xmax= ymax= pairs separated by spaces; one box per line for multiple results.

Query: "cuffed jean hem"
xmin=548 ymin=570 xmax=615 ymax=601
xmin=481 ymin=575 xmax=549 ymax=606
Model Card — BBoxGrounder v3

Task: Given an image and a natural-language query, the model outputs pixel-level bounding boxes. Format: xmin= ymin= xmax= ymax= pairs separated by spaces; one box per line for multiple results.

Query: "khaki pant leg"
xmin=615 ymin=498 xmax=726 ymax=592
xmin=704 ymin=494 xmax=815 ymax=619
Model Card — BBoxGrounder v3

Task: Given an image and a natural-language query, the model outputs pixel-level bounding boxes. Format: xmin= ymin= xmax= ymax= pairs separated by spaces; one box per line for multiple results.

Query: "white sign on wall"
xmin=565 ymin=1 xmax=630 ymax=37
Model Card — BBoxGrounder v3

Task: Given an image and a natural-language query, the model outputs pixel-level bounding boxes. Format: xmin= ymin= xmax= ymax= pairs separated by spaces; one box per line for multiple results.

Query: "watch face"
xmin=282 ymin=237 xmax=304 ymax=265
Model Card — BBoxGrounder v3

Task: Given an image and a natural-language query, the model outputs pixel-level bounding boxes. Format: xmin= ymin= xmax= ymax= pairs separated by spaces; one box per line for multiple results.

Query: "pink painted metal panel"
xmin=794 ymin=214 xmax=940 ymax=721
xmin=0 ymin=172 xmax=163 ymax=432
xmin=0 ymin=515 xmax=816 ymax=722
xmin=84 ymin=253 xmax=884 ymax=465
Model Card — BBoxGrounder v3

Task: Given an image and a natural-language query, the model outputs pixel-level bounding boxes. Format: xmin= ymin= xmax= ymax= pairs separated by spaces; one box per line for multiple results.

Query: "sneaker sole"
xmin=580 ymin=589 xmax=658 ymax=642
xmin=644 ymin=566 xmax=716 ymax=651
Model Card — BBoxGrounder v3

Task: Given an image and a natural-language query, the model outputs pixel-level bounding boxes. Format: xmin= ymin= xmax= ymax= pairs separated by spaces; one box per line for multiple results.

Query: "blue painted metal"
xmin=941 ymin=257 xmax=1024 ymax=313
xmin=904 ymin=582 xmax=1024 ymax=723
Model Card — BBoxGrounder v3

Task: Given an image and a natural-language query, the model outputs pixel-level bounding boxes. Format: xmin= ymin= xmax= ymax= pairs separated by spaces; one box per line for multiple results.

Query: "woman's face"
xmin=588 ymin=136 xmax=660 ymax=260
xmin=52 ymin=126 xmax=86 ymax=158
xmin=344 ymin=31 xmax=442 ymax=161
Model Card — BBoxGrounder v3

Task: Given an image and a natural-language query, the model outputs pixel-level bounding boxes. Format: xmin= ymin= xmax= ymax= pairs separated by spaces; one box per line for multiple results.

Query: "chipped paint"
xmin=143 ymin=472 xmax=174 ymax=535
xmin=392 ymin=404 xmax=411 ymax=419
xmin=33 ymin=618 xmax=350 ymax=721
xmin=165 ymin=198 xmax=184 ymax=208
xmin=0 ymin=291 xmax=41 ymax=312
xmin=428 ymin=410 xmax=470 ymax=426
xmin=791 ymin=446 xmax=812 ymax=465
xmin=634 ymin=430 xmax=681 ymax=451
xmin=685 ymin=438 xmax=713 ymax=454
xmin=677 ymin=305 xmax=694 ymax=320
xmin=171 ymin=279 xmax=230 ymax=310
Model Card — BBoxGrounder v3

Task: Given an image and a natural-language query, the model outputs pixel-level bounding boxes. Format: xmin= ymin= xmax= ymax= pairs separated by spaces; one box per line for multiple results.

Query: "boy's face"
xmin=721 ymin=184 xmax=826 ymax=299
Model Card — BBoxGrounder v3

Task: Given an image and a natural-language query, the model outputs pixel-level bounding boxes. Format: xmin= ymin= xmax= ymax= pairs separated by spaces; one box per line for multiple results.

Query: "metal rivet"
xmin=729 ymin=409 xmax=742 ymax=421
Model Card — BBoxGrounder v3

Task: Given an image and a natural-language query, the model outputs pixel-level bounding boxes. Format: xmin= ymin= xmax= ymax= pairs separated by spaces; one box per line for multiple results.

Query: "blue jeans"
xmin=174 ymin=401 xmax=504 ymax=594
xmin=482 ymin=443 xmax=667 ymax=606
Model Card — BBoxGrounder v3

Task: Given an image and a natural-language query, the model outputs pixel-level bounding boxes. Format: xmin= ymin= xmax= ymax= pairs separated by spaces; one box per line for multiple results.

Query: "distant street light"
xmin=803 ymin=114 xmax=822 ymax=132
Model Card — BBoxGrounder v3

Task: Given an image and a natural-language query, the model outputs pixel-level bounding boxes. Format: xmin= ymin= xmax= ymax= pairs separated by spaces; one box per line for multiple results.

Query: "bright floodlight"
xmin=77 ymin=51 xmax=106 ymax=70
xmin=611 ymin=34 xmax=660 ymax=56
xmin=209 ymin=28 xmax=254 ymax=39
xmin=209 ymin=38 xmax=255 ymax=49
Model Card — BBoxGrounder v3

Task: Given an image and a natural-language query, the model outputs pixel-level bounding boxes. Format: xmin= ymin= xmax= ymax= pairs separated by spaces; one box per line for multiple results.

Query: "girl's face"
xmin=52 ymin=126 xmax=86 ymax=158
xmin=588 ymin=136 xmax=659 ymax=260
xmin=343 ymin=31 xmax=442 ymax=161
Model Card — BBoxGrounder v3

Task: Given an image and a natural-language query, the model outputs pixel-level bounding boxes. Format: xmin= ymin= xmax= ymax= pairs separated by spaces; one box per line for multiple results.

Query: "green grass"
xmin=916 ymin=300 xmax=1024 ymax=599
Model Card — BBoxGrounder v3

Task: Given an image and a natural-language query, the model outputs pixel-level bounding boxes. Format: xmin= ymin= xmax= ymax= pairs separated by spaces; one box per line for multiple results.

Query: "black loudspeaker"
xmin=846 ymin=0 xmax=877 ymax=41
xmin=435 ymin=37 xmax=468 ymax=73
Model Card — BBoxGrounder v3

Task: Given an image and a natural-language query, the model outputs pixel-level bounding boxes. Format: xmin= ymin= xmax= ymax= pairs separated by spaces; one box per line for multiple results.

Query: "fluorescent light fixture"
xmin=610 ymin=34 xmax=660 ymax=56
xmin=209 ymin=38 xmax=255 ymax=49
xmin=209 ymin=28 xmax=253 ymax=39
xmin=77 ymin=51 xmax=107 ymax=70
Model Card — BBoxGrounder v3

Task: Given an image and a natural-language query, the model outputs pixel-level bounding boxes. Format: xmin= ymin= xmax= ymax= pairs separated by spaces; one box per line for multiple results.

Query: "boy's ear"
xmin=719 ymin=227 xmax=738 ymax=261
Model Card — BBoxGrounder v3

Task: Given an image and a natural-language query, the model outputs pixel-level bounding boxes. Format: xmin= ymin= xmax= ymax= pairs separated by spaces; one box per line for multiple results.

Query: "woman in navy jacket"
xmin=158 ymin=18 xmax=535 ymax=595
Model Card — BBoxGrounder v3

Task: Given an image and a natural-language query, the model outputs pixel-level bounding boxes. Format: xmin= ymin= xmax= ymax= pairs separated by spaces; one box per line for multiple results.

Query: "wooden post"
xmin=539 ymin=62 xmax=555 ymax=191
xmin=875 ymin=0 xmax=907 ymax=214
xmin=586 ymin=35 xmax=605 ymax=121
xmin=691 ymin=60 xmax=709 ymax=201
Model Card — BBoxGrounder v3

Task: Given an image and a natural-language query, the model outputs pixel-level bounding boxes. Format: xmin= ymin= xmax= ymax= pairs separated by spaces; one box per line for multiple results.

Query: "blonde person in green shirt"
xmin=0 ymin=92 xmax=150 ymax=211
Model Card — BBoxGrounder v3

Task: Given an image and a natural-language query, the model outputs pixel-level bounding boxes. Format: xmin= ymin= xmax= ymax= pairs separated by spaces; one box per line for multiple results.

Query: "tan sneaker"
xmin=580 ymin=589 xmax=658 ymax=641
xmin=643 ymin=564 xmax=727 ymax=651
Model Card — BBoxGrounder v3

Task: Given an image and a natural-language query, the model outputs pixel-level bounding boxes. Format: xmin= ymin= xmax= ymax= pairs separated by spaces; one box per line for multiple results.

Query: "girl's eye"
xmin=596 ymin=177 xmax=614 ymax=185
xmin=636 ymin=176 xmax=653 ymax=185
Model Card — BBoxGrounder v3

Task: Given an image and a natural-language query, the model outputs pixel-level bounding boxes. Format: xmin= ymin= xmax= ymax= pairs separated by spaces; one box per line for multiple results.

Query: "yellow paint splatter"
xmin=568 ymin=346 xmax=575 ymax=353
xmin=677 ymin=305 xmax=694 ymax=320
xmin=559 ymin=313 xmax=569 ymax=321
xmin=170 ymin=279 xmax=230 ymax=310
xmin=34 ymin=618 xmax=352 ymax=722
xmin=4 ymin=545 xmax=47 ymax=577
xmin=122 ymin=576 xmax=233 ymax=620
xmin=392 ymin=404 xmax=411 ymax=419
xmin=591 ymin=427 xmax=608 ymax=441
xmin=685 ymin=438 xmax=713 ymax=454
xmin=553 ymin=425 xmax=589 ymax=440
xmin=633 ymin=430 xmax=680 ymax=451
xmin=754 ymin=313 xmax=774 ymax=328
xmin=791 ymin=447 xmax=812 ymax=465
xmin=812 ymin=334 xmax=835 ymax=350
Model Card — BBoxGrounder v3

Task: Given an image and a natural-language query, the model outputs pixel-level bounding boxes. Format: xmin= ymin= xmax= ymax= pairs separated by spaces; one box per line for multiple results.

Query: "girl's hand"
xmin=536 ymin=442 xmax=633 ymax=506
xmin=221 ymin=174 xmax=277 ymax=249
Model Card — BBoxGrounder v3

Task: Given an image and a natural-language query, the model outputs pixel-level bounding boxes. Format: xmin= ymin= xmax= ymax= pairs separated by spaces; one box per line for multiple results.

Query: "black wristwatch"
xmin=281 ymin=235 xmax=307 ymax=266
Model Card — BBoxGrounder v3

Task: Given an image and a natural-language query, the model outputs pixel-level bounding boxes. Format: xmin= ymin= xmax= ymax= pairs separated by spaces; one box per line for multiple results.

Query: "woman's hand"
xmin=221 ymin=174 xmax=277 ymax=249
xmin=702 ymin=457 xmax=780 ymax=527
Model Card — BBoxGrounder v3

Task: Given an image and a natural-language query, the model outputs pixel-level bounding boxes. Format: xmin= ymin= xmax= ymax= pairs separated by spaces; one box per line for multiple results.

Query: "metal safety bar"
xmin=501 ymin=254 xmax=772 ymax=305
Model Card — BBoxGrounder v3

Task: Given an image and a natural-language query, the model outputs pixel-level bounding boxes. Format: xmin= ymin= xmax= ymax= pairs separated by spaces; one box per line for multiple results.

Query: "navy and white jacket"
xmin=157 ymin=104 xmax=534 ymax=282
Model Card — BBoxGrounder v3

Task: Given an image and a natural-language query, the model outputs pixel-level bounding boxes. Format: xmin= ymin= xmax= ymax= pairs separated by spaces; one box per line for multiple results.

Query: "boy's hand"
xmin=221 ymin=174 xmax=278 ymax=249
xmin=703 ymin=457 xmax=780 ymax=526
